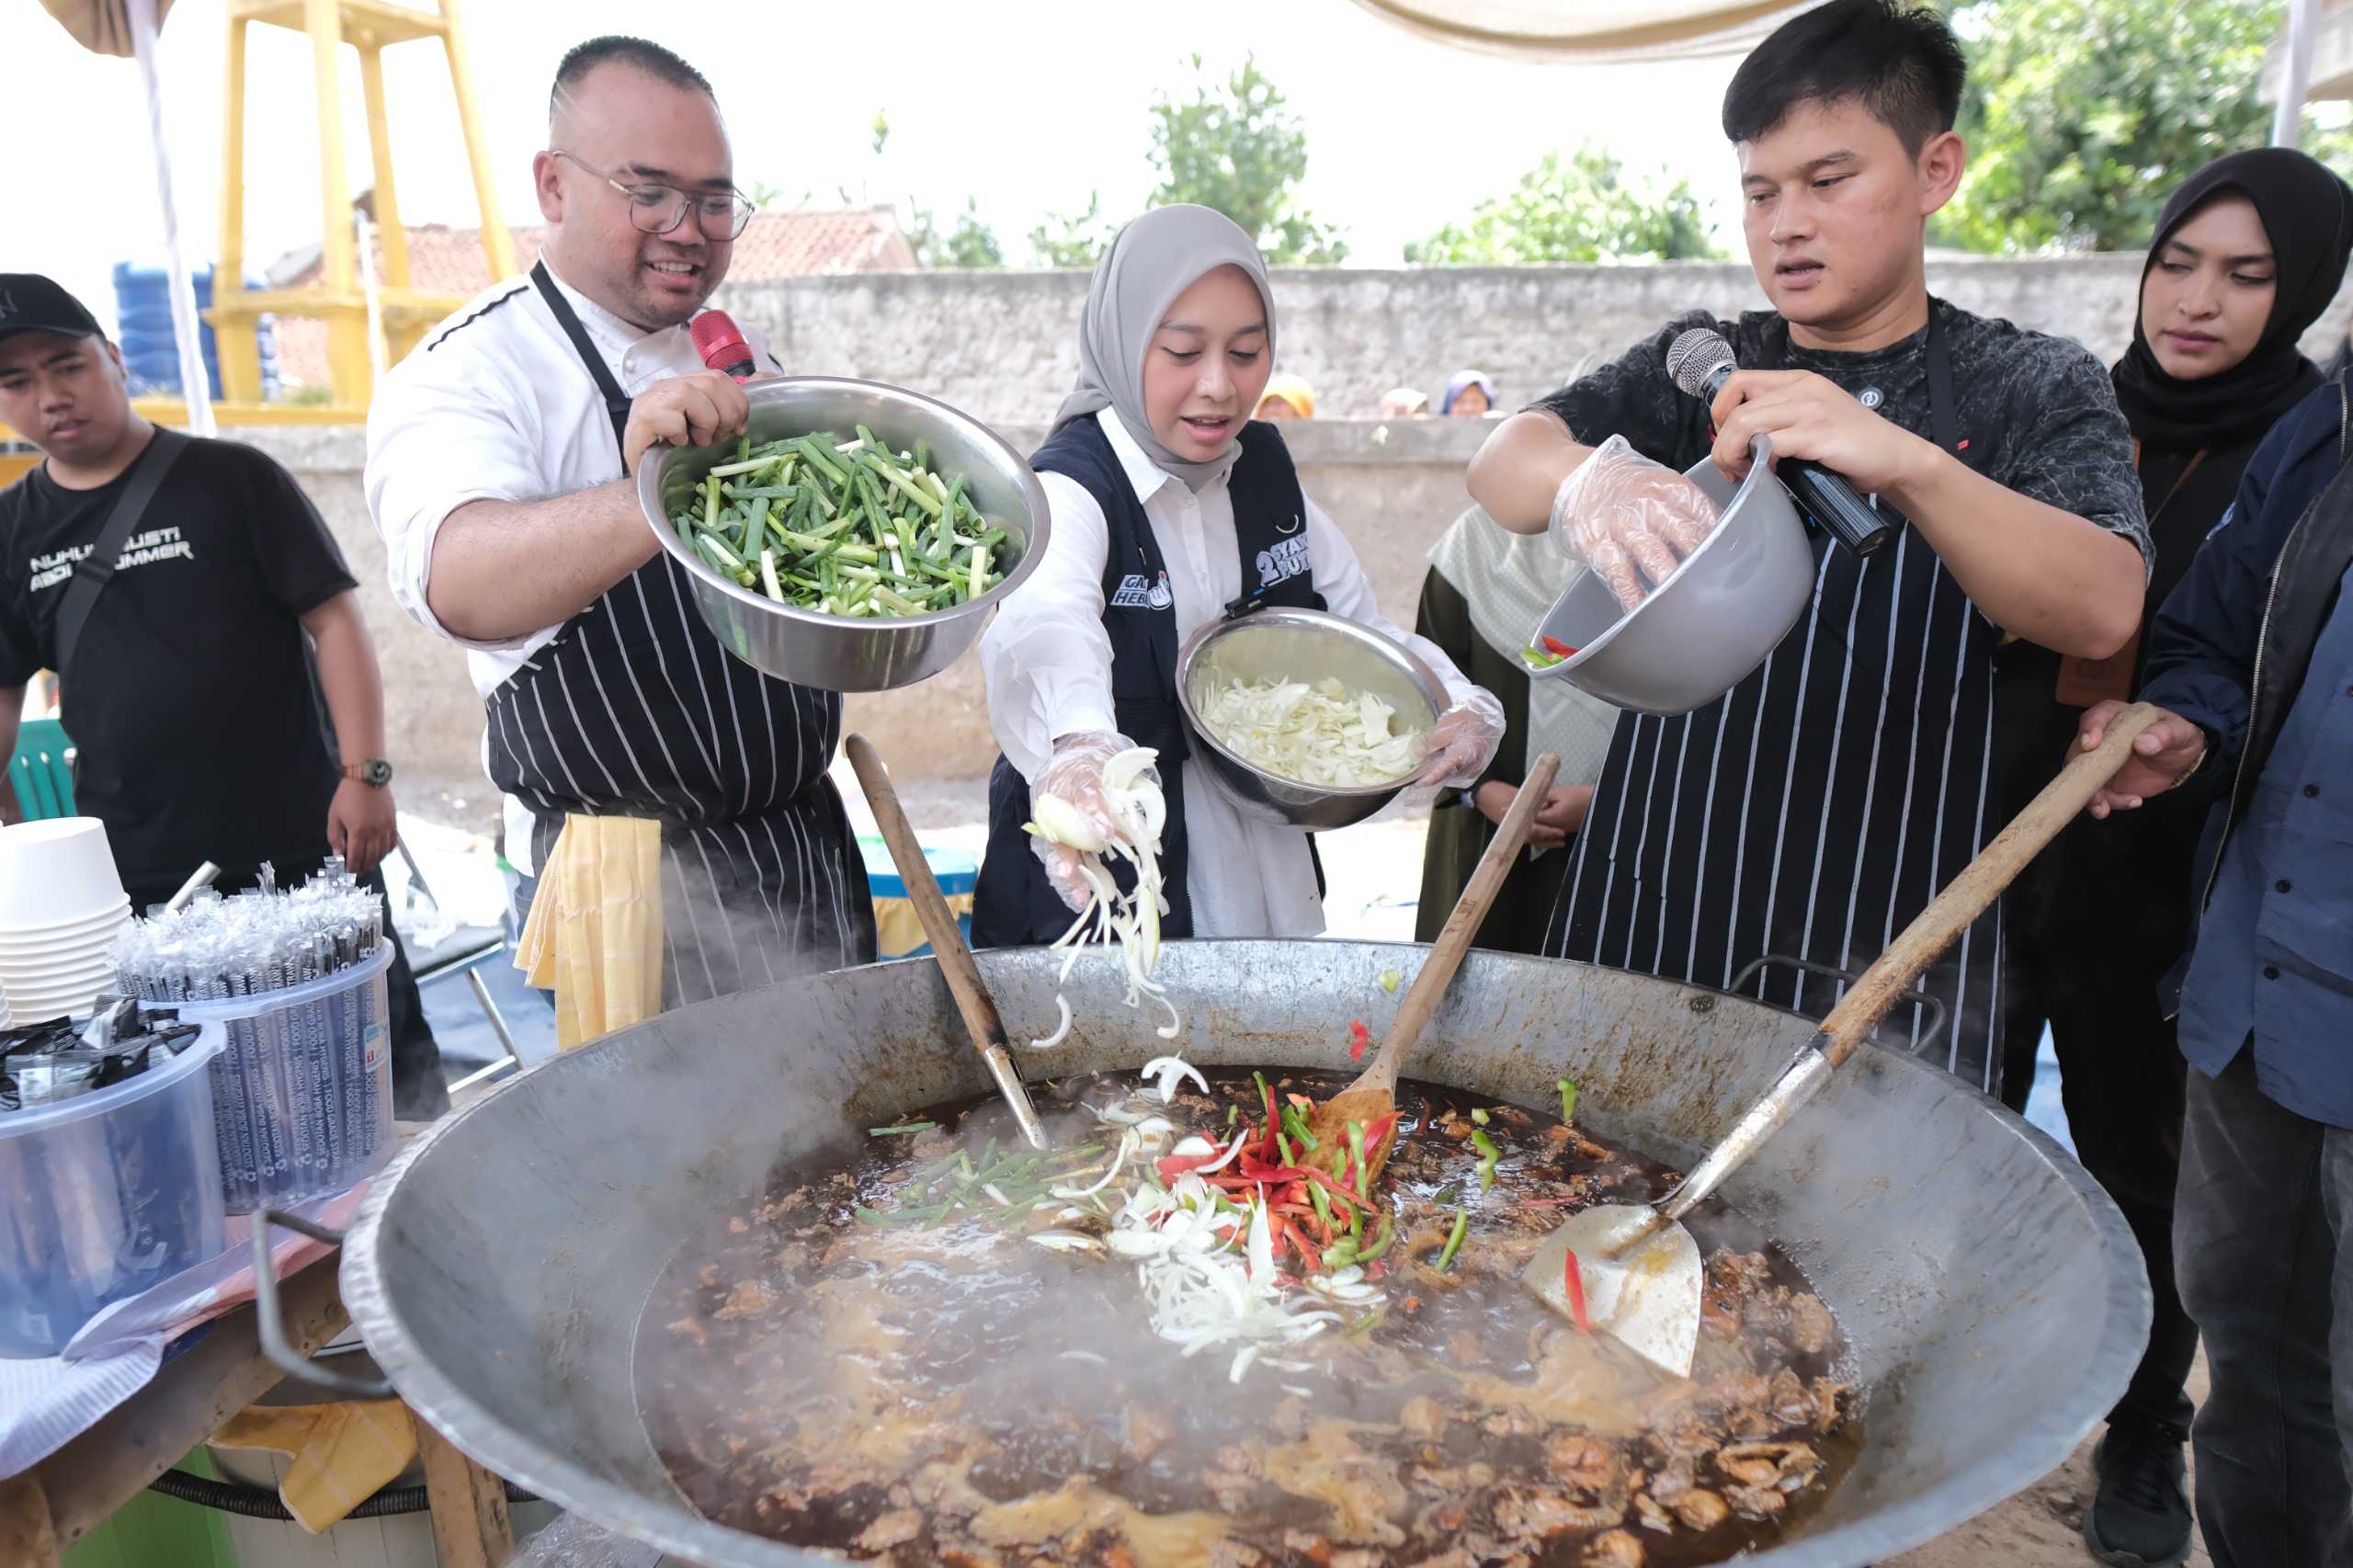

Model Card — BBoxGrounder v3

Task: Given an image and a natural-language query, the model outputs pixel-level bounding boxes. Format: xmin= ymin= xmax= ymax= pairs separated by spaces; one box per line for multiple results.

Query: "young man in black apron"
xmin=367 ymin=37 xmax=872 ymax=1025
xmin=0 ymin=275 xmax=449 ymax=1118
xmin=1465 ymin=0 xmax=2153 ymax=1096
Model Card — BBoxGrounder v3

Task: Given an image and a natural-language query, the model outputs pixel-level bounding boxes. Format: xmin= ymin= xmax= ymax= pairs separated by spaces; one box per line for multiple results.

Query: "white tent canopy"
xmin=1349 ymin=0 xmax=1827 ymax=62
xmin=1369 ymin=0 xmax=2323 ymax=153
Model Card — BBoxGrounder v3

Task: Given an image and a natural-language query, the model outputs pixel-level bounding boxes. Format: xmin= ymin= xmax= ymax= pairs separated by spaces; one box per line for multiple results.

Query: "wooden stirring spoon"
xmin=1309 ymin=753 xmax=1562 ymax=1187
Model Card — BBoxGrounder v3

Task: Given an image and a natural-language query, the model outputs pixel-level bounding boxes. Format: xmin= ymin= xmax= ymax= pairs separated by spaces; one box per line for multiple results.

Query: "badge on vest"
xmin=1111 ymin=571 xmax=1176 ymax=610
xmin=1255 ymin=535 xmax=1312 ymax=591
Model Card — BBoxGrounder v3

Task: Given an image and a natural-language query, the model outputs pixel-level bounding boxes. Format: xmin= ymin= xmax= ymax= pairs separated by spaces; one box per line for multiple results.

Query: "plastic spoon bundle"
xmin=113 ymin=858 xmax=383 ymax=1004
xmin=1024 ymin=747 xmax=1179 ymax=1048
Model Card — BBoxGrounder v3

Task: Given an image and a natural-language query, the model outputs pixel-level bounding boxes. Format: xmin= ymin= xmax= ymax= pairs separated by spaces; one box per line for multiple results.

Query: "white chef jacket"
xmin=365 ymin=264 xmax=780 ymax=874
xmin=982 ymin=408 xmax=1484 ymax=937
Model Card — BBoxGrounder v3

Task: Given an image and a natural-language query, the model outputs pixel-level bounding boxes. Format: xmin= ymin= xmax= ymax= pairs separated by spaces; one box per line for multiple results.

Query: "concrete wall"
xmin=250 ymin=256 xmax=2353 ymax=813
xmin=724 ymin=256 xmax=2353 ymax=424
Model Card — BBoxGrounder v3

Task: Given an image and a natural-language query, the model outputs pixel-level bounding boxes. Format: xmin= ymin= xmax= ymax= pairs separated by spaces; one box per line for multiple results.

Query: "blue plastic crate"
xmin=858 ymin=838 xmax=978 ymax=959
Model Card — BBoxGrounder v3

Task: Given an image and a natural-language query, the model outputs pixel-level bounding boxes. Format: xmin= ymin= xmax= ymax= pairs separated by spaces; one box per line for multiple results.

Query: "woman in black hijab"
xmin=1995 ymin=146 xmax=2353 ymax=1568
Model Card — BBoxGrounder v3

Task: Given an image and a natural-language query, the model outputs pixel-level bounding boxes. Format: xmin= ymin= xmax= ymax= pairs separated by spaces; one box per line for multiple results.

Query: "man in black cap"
xmin=0 ymin=273 xmax=449 ymax=1119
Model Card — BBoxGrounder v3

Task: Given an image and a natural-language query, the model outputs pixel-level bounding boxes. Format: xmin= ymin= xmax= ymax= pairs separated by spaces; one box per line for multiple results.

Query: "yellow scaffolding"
xmin=209 ymin=0 xmax=514 ymax=416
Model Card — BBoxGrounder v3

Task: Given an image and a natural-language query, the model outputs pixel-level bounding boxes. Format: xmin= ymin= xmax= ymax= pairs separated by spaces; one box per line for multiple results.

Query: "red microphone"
xmin=689 ymin=310 xmax=756 ymax=380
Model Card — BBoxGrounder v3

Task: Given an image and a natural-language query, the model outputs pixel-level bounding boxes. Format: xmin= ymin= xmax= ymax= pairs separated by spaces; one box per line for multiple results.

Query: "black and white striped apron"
xmin=1546 ymin=311 xmax=2009 ymax=1094
xmin=486 ymin=263 xmax=875 ymax=1007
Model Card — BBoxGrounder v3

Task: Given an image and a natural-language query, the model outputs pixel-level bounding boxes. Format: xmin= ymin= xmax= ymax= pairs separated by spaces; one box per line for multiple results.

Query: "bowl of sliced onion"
xmin=1176 ymin=607 xmax=1450 ymax=830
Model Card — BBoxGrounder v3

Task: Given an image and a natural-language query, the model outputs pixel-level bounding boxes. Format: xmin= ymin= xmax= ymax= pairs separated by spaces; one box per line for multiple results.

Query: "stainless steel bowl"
xmin=1176 ymin=607 xmax=1447 ymax=830
xmin=636 ymin=377 xmax=1051 ymax=692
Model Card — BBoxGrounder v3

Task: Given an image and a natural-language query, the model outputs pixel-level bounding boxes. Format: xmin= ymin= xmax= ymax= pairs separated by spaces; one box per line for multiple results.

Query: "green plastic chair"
xmin=8 ymin=716 xmax=75 ymax=820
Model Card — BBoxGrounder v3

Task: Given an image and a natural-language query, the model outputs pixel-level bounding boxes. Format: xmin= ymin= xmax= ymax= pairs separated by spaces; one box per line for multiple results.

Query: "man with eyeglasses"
xmin=367 ymin=36 xmax=874 ymax=1039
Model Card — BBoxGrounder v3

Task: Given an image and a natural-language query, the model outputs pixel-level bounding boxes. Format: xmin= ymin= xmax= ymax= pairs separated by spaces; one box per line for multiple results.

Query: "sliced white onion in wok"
xmin=1140 ymin=1054 xmax=1209 ymax=1104
xmin=1028 ymin=995 xmax=1074 ymax=1051
xmin=1030 ymin=1232 xmax=1104 ymax=1254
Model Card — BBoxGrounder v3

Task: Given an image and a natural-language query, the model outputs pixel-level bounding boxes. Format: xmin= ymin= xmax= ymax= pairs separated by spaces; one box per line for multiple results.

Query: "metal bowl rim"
xmin=338 ymin=943 xmax=2149 ymax=1568
xmin=1531 ymin=432 xmax=1793 ymax=684
xmin=1175 ymin=608 xmax=1449 ymax=800
xmin=637 ymin=374 xmax=1049 ymax=631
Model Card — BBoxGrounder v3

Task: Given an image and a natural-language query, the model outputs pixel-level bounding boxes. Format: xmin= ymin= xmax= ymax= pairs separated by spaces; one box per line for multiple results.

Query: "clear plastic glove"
xmin=1415 ymin=689 xmax=1506 ymax=788
xmin=1029 ymin=730 xmax=1152 ymax=912
xmin=1548 ymin=434 xmax=1723 ymax=614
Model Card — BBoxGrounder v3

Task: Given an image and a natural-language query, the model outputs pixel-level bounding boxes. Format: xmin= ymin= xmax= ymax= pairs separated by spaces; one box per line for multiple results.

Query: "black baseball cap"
xmin=0 ymin=275 xmax=105 ymax=347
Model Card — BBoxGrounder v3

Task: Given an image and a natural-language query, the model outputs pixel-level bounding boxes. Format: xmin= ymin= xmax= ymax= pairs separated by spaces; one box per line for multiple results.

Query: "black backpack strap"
xmin=52 ymin=426 xmax=191 ymax=680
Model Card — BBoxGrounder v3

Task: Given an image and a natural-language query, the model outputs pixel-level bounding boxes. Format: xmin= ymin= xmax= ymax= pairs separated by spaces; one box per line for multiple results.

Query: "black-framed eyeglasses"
xmin=551 ymin=150 xmax=755 ymax=241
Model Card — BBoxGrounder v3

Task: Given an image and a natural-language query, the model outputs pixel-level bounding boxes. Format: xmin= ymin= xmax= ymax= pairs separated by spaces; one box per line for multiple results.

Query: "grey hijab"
xmin=1053 ymin=205 xmax=1275 ymax=490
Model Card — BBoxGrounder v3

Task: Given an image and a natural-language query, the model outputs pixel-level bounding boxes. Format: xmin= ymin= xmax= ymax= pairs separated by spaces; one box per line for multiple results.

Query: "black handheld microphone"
xmin=1665 ymin=328 xmax=1893 ymax=558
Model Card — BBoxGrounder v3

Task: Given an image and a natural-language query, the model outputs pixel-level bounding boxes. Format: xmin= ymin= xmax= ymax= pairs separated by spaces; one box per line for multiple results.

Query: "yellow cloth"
xmin=210 ymin=1401 xmax=417 ymax=1534
xmin=1256 ymin=374 xmax=1316 ymax=419
xmin=514 ymin=814 xmax=665 ymax=1051
xmin=872 ymin=892 xmax=975 ymax=960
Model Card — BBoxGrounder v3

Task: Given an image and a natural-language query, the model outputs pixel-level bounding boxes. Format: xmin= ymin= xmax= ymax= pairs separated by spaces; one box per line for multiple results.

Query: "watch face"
xmin=363 ymin=759 xmax=393 ymax=787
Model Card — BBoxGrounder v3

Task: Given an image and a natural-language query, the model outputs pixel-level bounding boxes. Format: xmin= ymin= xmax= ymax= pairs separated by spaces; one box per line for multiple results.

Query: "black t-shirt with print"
xmin=1535 ymin=304 xmax=2154 ymax=554
xmin=0 ymin=435 xmax=358 ymax=888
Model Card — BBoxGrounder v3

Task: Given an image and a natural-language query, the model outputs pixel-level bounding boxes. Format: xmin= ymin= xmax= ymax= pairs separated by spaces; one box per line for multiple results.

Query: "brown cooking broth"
xmin=633 ymin=1068 xmax=1860 ymax=1566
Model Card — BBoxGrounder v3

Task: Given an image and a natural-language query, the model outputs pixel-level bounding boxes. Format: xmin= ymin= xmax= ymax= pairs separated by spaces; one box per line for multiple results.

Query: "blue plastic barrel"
xmin=109 ymin=263 xmax=279 ymax=400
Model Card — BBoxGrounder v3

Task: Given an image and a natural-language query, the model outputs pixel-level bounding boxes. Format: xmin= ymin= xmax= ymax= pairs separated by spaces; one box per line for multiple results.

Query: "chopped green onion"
xmin=1558 ymin=1077 xmax=1579 ymax=1125
xmin=869 ymin=1121 xmax=937 ymax=1136
xmin=1471 ymin=1107 xmax=1490 ymax=1127
xmin=1436 ymin=1204 xmax=1469 ymax=1270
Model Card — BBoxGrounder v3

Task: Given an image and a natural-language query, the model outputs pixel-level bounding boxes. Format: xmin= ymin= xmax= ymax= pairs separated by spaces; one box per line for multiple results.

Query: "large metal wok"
xmin=336 ymin=942 xmax=2148 ymax=1567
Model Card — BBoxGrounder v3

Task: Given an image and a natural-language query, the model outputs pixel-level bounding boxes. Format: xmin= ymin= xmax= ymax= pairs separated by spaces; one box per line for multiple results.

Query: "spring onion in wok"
xmin=1436 ymin=1202 xmax=1469 ymax=1271
xmin=667 ymin=429 xmax=1010 ymax=617
xmin=1558 ymin=1077 xmax=1579 ymax=1125
xmin=868 ymin=1121 xmax=938 ymax=1136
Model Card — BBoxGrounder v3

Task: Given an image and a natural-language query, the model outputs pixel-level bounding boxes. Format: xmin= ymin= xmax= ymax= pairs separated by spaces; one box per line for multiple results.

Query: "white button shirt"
xmin=982 ymin=409 xmax=1483 ymax=937
xmin=365 ymin=264 xmax=779 ymax=873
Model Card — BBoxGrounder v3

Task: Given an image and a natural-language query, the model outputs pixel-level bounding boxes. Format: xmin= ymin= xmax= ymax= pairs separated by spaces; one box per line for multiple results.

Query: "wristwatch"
xmin=343 ymin=759 xmax=394 ymax=788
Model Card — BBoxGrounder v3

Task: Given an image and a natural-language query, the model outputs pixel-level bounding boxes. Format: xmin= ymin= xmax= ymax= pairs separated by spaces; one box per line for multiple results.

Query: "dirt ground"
xmin=1890 ymin=1358 xmax=2210 ymax=1568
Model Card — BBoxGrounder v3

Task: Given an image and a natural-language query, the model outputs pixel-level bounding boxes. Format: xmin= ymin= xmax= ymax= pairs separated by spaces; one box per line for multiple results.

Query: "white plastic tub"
xmin=173 ymin=943 xmax=395 ymax=1214
xmin=0 ymin=1028 xmax=228 ymax=1358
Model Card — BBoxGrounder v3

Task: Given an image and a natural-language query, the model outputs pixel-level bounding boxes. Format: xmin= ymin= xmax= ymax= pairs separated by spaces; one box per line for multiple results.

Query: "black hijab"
xmin=2112 ymin=147 xmax=2353 ymax=452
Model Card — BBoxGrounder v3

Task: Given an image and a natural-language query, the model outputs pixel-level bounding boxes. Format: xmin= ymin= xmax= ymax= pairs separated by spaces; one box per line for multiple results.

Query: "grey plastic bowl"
xmin=636 ymin=377 xmax=1050 ymax=693
xmin=1176 ymin=607 xmax=1449 ymax=830
xmin=1531 ymin=436 xmax=1816 ymax=716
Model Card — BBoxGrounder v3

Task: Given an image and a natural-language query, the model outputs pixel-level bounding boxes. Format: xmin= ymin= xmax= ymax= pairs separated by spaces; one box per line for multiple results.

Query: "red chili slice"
xmin=1564 ymin=1249 xmax=1593 ymax=1335
xmin=1541 ymin=635 xmax=1577 ymax=657
xmin=1348 ymin=1019 xmax=1371 ymax=1062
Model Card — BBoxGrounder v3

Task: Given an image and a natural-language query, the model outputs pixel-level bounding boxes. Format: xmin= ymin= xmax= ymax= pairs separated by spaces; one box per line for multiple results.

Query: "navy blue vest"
xmin=972 ymin=415 xmax=1325 ymax=949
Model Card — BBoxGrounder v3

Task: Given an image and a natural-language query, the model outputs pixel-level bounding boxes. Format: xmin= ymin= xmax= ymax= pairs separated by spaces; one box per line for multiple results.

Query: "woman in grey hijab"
xmin=973 ymin=206 xmax=1503 ymax=949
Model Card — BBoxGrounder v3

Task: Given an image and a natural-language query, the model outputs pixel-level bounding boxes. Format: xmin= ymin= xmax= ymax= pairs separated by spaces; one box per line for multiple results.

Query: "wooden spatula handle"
xmin=1381 ymin=754 xmax=1563 ymax=1074
xmin=846 ymin=734 xmax=1009 ymax=1056
xmin=1813 ymin=700 xmax=2165 ymax=1067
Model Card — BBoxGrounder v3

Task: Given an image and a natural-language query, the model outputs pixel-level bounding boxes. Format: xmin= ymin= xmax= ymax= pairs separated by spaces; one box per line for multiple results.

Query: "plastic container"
xmin=0 ymin=1028 xmax=228 ymax=1358
xmin=0 ymin=901 xmax=131 ymax=946
xmin=0 ymin=819 xmax=128 ymax=929
xmin=173 ymin=943 xmax=394 ymax=1213
xmin=1530 ymin=436 xmax=1817 ymax=717
xmin=858 ymin=837 xmax=979 ymax=960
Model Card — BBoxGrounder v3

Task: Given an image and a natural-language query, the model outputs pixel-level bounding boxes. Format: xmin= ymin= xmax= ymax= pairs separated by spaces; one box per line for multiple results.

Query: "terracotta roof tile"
xmin=270 ymin=209 xmax=914 ymax=389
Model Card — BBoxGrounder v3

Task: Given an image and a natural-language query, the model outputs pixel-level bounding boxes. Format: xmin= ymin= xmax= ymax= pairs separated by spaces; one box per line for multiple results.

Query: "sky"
xmin=3 ymin=0 xmax=1750 ymax=335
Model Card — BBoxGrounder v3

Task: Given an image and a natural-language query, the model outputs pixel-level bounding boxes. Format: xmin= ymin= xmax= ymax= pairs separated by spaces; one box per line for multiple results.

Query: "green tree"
xmin=1406 ymin=147 xmax=1720 ymax=265
xmin=1029 ymin=192 xmax=1118 ymax=268
xmin=1942 ymin=0 xmax=2353 ymax=253
xmin=909 ymin=198 xmax=1006 ymax=269
xmin=1147 ymin=54 xmax=1348 ymax=264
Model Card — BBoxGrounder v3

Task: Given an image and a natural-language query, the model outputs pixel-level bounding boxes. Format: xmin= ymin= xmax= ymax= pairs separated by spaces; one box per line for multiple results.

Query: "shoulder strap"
xmin=53 ymin=426 xmax=191 ymax=679
xmin=529 ymin=261 xmax=633 ymax=460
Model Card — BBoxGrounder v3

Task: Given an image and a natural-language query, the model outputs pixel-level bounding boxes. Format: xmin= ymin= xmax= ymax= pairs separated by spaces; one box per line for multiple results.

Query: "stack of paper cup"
xmin=0 ymin=818 xmax=132 ymax=1023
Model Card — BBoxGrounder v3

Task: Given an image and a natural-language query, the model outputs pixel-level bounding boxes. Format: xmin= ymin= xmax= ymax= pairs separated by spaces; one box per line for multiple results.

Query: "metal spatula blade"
xmin=1521 ymin=1203 xmax=1702 ymax=1379
xmin=1518 ymin=702 xmax=2170 ymax=1380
